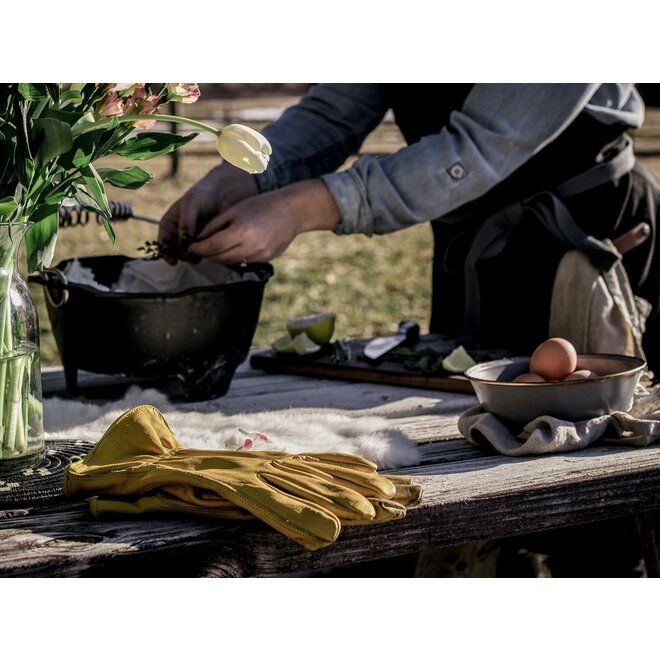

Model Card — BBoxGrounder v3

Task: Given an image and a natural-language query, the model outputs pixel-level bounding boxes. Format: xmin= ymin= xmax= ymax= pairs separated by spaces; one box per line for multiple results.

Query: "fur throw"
xmin=43 ymin=386 xmax=421 ymax=470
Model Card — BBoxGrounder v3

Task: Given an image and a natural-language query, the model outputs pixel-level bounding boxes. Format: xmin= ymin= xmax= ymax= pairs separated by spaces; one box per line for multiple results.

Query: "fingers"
xmin=187 ymin=224 xmax=244 ymax=263
xmin=187 ymin=210 xmax=274 ymax=264
xmin=198 ymin=210 xmax=231 ymax=239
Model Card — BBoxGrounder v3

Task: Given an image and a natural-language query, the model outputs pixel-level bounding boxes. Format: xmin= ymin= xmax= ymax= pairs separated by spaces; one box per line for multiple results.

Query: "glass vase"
xmin=0 ymin=222 xmax=44 ymax=475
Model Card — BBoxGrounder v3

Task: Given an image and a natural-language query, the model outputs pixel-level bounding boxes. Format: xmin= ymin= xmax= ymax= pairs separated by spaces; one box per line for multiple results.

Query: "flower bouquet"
xmin=0 ymin=82 xmax=271 ymax=472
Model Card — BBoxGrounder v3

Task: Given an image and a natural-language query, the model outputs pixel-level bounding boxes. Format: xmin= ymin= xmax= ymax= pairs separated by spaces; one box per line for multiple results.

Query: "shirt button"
xmin=448 ymin=163 xmax=466 ymax=180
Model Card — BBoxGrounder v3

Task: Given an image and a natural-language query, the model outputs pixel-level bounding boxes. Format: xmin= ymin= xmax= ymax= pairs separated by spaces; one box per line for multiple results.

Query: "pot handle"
xmin=29 ymin=269 xmax=70 ymax=308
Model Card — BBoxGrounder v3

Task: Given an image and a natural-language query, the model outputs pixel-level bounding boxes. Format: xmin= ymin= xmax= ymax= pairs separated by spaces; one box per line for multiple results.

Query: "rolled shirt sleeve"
xmin=323 ymin=84 xmax=640 ymax=236
xmin=255 ymin=83 xmax=390 ymax=192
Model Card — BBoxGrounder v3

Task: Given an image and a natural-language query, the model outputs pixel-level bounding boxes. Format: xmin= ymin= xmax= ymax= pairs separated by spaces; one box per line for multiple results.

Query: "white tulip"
xmin=216 ymin=124 xmax=271 ymax=174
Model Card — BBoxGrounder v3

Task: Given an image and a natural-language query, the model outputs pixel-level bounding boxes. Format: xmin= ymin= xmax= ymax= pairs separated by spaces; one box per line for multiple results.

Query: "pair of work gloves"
xmin=64 ymin=405 xmax=423 ymax=550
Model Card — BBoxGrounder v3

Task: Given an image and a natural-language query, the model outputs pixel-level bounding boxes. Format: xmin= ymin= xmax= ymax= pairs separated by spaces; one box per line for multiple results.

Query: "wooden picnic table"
xmin=1 ymin=362 xmax=660 ymax=577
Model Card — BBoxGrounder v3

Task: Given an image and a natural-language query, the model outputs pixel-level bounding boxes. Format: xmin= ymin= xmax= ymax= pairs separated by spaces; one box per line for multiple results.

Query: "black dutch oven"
xmin=30 ymin=255 xmax=274 ymax=401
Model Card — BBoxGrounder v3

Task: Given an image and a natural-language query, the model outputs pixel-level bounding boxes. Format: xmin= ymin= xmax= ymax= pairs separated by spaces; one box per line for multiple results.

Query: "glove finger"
xmin=342 ymin=499 xmax=408 ymax=526
xmin=162 ymin=484 xmax=250 ymax=512
xmin=386 ymin=475 xmax=413 ymax=485
xmin=89 ymin=495 xmax=160 ymax=517
xmin=160 ymin=484 xmax=342 ymax=549
xmin=227 ymin=482 xmax=342 ymax=550
xmin=380 ymin=475 xmax=423 ymax=506
xmin=295 ymin=453 xmax=379 ymax=473
xmin=261 ymin=471 xmax=377 ymax=522
xmin=278 ymin=458 xmax=397 ymax=499
xmin=391 ymin=480 xmax=424 ymax=507
xmin=90 ymin=491 xmax=256 ymax=520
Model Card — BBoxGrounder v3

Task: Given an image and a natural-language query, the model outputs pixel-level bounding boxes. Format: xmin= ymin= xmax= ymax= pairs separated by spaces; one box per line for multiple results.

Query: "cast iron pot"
xmin=30 ymin=255 xmax=274 ymax=401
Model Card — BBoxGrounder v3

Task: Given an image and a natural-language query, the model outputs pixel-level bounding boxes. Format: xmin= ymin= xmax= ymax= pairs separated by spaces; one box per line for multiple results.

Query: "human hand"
xmin=186 ymin=179 xmax=341 ymax=265
xmin=158 ymin=163 xmax=259 ymax=263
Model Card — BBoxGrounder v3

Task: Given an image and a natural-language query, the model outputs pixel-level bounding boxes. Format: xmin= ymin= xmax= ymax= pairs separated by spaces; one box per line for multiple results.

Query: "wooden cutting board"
xmin=249 ymin=335 xmax=482 ymax=394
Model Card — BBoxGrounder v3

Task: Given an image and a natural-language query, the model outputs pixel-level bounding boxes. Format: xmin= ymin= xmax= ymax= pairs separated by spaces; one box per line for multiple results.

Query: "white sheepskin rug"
xmin=43 ymin=386 xmax=421 ymax=470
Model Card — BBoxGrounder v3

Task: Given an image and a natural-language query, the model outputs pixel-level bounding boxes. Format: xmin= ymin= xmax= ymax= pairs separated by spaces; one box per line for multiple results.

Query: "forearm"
xmin=255 ymin=84 xmax=390 ymax=191
xmin=324 ymin=84 xmax=601 ymax=235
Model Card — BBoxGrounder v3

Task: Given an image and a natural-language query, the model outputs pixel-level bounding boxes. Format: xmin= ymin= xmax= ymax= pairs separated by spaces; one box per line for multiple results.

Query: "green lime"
xmin=286 ymin=312 xmax=336 ymax=345
xmin=442 ymin=345 xmax=477 ymax=373
xmin=271 ymin=334 xmax=295 ymax=353
xmin=292 ymin=333 xmax=322 ymax=355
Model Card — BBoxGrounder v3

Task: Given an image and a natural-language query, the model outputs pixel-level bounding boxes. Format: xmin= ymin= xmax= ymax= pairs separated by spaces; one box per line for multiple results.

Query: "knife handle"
xmin=399 ymin=320 xmax=420 ymax=345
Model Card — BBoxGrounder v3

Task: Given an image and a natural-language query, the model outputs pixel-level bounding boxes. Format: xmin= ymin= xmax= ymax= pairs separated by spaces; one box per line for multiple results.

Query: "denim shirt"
xmin=255 ymin=84 xmax=644 ymax=236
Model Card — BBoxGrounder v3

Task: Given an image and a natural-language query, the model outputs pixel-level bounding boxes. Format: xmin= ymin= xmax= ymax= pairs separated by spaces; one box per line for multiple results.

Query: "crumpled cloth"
xmin=62 ymin=258 xmax=258 ymax=294
xmin=458 ymin=404 xmax=660 ymax=456
xmin=549 ymin=243 xmax=651 ymax=360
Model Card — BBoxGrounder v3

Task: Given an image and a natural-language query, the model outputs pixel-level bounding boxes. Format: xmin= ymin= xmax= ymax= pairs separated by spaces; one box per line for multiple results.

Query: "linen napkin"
xmin=458 ymin=404 xmax=660 ymax=456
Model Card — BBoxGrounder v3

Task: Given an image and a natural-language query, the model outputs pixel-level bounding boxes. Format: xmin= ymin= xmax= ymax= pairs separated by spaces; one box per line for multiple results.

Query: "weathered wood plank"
xmin=43 ymin=366 xmax=478 ymax=421
xmin=24 ymin=366 xmax=660 ymax=577
xmin=3 ymin=444 xmax=660 ymax=577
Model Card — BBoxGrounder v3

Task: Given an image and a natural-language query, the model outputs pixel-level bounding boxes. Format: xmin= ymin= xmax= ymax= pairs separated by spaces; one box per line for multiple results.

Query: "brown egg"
xmin=513 ymin=372 xmax=546 ymax=383
xmin=563 ymin=369 xmax=598 ymax=381
xmin=529 ymin=338 xmax=578 ymax=381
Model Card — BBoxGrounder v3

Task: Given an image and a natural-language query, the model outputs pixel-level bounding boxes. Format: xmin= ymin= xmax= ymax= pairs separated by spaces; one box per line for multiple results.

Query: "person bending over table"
xmin=160 ymin=83 xmax=660 ymax=373
xmin=160 ymin=84 xmax=660 ymax=576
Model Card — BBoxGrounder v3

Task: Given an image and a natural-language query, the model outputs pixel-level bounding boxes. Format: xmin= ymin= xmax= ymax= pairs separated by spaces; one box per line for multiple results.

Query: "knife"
xmin=362 ymin=320 xmax=420 ymax=364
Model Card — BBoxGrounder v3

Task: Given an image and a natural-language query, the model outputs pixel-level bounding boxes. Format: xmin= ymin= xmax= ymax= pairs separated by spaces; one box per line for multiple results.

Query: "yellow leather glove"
xmin=65 ymin=405 xmax=422 ymax=550
xmin=89 ymin=475 xmax=423 ymax=525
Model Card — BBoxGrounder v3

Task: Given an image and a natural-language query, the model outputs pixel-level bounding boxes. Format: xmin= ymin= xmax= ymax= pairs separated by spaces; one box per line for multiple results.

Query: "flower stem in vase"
xmin=0 ymin=269 xmax=10 ymax=458
xmin=0 ymin=248 xmax=29 ymax=458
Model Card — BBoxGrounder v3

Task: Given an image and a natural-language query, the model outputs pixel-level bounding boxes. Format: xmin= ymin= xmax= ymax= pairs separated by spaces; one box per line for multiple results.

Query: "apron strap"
xmin=462 ymin=135 xmax=635 ymax=343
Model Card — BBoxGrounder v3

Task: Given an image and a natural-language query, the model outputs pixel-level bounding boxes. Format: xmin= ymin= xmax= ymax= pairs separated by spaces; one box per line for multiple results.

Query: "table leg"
xmin=636 ymin=510 xmax=660 ymax=578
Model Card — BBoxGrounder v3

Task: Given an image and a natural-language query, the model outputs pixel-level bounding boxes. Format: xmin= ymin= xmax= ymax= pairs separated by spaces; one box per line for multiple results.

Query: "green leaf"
xmin=73 ymin=185 xmax=103 ymax=215
xmin=72 ymin=110 xmax=97 ymax=130
xmin=80 ymin=164 xmax=110 ymax=218
xmin=116 ymin=131 xmax=197 ymax=161
xmin=99 ymin=216 xmax=116 ymax=247
xmin=0 ymin=196 xmax=17 ymax=216
xmin=44 ymin=108 xmax=86 ymax=127
xmin=24 ymin=205 xmax=59 ymax=272
xmin=57 ymin=129 xmax=104 ymax=170
xmin=33 ymin=117 xmax=73 ymax=164
xmin=60 ymin=89 xmax=82 ymax=107
xmin=97 ymin=166 xmax=153 ymax=190
xmin=18 ymin=83 xmax=48 ymax=101
xmin=13 ymin=142 xmax=32 ymax=188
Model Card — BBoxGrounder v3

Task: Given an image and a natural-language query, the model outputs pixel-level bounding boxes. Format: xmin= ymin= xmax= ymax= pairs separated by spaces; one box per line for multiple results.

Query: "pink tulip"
xmin=95 ymin=91 xmax=124 ymax=118
xmin=167 ymin=83 xmax=200 ymax=104
xmin=124 ymin=90 xmax=162 ymax=129
xmin=131 ymin=84 xmax=146 ymax=99
xmin=135 ymin=95 xmax=161 ymax=129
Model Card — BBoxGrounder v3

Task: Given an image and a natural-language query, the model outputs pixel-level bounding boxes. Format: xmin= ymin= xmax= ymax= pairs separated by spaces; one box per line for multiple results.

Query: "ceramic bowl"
xmin=464 ymin=354 xmax=646 ymax=425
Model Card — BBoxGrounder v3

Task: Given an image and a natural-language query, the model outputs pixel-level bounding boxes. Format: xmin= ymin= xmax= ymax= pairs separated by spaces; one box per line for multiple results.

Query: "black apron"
xmin=384 ymin=84 xmax=660 ymax=372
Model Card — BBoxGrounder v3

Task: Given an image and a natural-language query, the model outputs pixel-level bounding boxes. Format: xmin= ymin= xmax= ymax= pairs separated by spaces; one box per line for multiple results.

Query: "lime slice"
xmin=286 ymin=312 xmax=336 ymax=345
xmin=292 ymin=333 xmax=322 ymax=355
xmin=442 ymin=345 xmax=477 ymax=373
xmin=271 ymin=334 xmax=295 ymax=353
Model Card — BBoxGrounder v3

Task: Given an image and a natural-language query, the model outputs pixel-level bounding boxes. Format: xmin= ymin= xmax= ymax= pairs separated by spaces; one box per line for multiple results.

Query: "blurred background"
xmin=28 ymin=84 xmax=660 ymax=367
